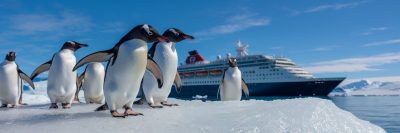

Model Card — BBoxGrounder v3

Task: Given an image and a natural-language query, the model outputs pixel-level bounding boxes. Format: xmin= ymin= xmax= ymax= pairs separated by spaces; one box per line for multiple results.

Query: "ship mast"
xmin=236 ymin=40 xmax=249 ymax=57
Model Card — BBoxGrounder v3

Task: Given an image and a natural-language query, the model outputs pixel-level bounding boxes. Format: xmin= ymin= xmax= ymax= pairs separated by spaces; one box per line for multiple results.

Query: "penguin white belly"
xmin=47 ymin=50 xmax=77 ymax=103
xmin=220 ymin=68 xmax=242 ymax=101
xmin=0 ymin=62 xmax=19 ymax=105
xmin=83 ymin=63 xmax=105 ymax=104
xmin=142 ymin=42 xmax=177 ymax=105
xmin=104 ymin=39 xmax=147 ymax=110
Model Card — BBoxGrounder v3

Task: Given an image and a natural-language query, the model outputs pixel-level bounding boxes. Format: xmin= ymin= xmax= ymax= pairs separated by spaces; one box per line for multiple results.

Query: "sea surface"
xmin=330 ymin=96 xmax=400 ymax=133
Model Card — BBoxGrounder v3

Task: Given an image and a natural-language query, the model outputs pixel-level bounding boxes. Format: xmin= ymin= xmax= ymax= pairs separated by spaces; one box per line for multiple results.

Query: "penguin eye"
xmin=147 ymin=31 xmax=153 ymax=35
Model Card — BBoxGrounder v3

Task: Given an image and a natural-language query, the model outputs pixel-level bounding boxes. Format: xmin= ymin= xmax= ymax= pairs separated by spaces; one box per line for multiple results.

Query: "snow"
xmin=0 ymin=81 xmax=386 ymax=133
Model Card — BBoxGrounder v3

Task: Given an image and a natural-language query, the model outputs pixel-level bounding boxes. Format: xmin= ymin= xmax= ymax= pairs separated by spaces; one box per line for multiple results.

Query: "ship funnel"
xmin=236 ymin=40 xmax=249 ymax=57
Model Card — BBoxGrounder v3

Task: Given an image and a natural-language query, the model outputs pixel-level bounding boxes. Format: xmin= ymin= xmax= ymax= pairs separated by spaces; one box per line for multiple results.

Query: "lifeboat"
xmin=195 ymin=71 xmax=208 ymax=77
xmin=183 ymin=72 xmax=195 ymax=77
xmin=209 ymin=69 xmax=223 ymax=76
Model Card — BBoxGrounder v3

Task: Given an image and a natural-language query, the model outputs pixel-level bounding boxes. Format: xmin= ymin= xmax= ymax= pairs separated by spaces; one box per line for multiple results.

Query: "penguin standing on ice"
xmin=0 ymin=52 xmax=35 ymax=108
xmin=75 ymin=62 xmax=105 ymax=104
xmin=73 ymin=24 xmax=166 ymax=117
xmin=218 ymin=57 xmax=249 ymax=101
xmin=30 ymin=41 xmax=88 ymax=109
xmin=136 ymin=28 xmax=194 ymax=108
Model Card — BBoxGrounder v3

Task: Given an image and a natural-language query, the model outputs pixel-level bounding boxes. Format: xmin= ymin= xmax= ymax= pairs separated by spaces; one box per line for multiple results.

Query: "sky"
xmin=0 ymin=0 xmax=399 ymax=79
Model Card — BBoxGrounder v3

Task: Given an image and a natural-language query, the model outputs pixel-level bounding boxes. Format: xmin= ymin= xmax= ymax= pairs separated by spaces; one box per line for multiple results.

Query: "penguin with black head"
xmin=0 ymin=52 xmax=35 ymax=108
xmin=136 ymin=28 xmax=194 ymax=108
xmin=31 ymin=41 xmax=88 ymax=109
xmin=73 ymin=24 xmax=166 ymax=117
xmin=218 ymin=57 xmax=249 ymax=101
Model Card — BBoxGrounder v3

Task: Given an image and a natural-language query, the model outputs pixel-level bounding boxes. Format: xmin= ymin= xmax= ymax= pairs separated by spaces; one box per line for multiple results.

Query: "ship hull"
xmin=169 ymin=78 xmax=344 ymax=98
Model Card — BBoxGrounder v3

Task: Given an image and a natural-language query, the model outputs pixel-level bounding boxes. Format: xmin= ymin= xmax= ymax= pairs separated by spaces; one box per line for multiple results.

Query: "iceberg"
xmin=0 ymin=80 xmax=385 ymax=132
xmin=331 ymin=79 xmax=400 ymax=96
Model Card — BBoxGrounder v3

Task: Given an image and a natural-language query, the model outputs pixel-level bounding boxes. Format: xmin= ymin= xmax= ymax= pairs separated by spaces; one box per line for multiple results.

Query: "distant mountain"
xmin=331 ymin=79 xmax=400 ymax=96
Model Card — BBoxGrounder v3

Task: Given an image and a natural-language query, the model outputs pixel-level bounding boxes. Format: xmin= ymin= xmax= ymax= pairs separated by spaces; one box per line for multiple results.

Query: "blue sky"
xmin=0 ymin=0 xmax=399 ymax=79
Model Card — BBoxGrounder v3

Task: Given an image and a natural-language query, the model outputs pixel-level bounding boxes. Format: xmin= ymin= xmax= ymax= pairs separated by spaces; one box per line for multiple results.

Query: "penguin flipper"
xmin=146 ymin=57 xmax=164 ymax=88
xmin=147 ymin=42 xmax=158 ymax=59
xmin=75 ymin=72 xmax=85 ymax=102
xmin=73 ymin=49 xmax=114 ymax=71
xmin=30 ymin=60 xmax=52 ymax=80
xmin=17 ymin=68 xmax=35 ymax=89
xmin=174 ymin=72 xmax=182 ymax=93
xmin=217 ymin=82 xmax=222 ymax=100
xmin=217 ymin=69 xmax=227 ymax=100
xmin=241 ymin=79 xmax=250 ymax=97
xmin=76 ymin=66 xmax=87 ymax=90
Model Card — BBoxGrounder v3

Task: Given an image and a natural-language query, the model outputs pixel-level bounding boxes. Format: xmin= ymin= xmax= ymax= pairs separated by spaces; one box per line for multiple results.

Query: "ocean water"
xmin=330 ymin=96 xmax=400 ymax=133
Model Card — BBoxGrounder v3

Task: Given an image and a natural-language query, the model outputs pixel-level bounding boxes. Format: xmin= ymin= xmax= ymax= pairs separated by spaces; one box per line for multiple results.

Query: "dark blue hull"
xmin=170 ymin=78 xmax=345 ymax=98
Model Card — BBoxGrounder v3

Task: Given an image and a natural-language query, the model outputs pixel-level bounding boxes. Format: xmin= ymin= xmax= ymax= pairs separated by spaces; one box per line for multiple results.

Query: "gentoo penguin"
xmin=218 ymin=57 xmax=249 ymax=101
xmin=137 ymin=28 xmax=194 ymax=108
xmin=75 ymin=62 xmax=105 ymax=104
xmin=30 ymin=41 xmax=88 ymax=109
xmin=72 ymin=24 xmax=166 ymax=117
xmin=0 ymin=52 xmax=35 ymax=108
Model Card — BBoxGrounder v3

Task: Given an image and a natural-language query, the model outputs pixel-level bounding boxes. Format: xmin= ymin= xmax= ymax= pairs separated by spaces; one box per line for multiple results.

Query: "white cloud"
xmin=9 ymin=12 xmax=93 ymax=36
xmin=304 ymin=53 xmax=400 ymax=73
xmin=361 ymin=27 xmax=388 ymax=35
xmin=288 ymin=1 xmax=368 ymax=16
xmin=194 ymin=13 xmax=270 ymax=37
xmin=363 ymin=39 xmax=400 ymax=47
xmin=312 ymin=47 xmax=332 ymax=52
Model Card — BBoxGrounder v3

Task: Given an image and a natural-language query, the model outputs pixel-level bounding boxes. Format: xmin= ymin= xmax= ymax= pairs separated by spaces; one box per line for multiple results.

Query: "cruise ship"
xmin=169 ymin=41 xmax=345 ymax=98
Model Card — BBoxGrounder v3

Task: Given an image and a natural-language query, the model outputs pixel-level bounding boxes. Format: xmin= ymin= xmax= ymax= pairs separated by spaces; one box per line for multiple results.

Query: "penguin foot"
xmin=149 ymin=103 xmax=163 ymax=108
xmin=111 ymin=111 xmax=126 ymax=118
xmin=0 ymin=104 xmax=7 ymax=108
xmin=72 ymin=100 xmax=80 ymax=104
xmin=161 ymin=102 xmax=179 ymax=107
xmin=124 ymin=108 xmax=143 ymax=116
xmin=62 ymin=103 xmax=71 ymax=109
xmin=9 ymin=105 xmax=16 ymax=108
xmin=95 ymin=103 xmax=109 ymax=111
xmin=49 ymin=103 xmax=58 ymax=109
xmin=19 ymin=103 xmax=28 ymax=105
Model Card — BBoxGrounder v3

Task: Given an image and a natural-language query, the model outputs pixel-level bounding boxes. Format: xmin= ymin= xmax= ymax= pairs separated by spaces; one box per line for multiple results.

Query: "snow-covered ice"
xmin=331 ymin=79 xmax=400 ymax=96
xmin=0 ymin=81 xmax=386 ymax=133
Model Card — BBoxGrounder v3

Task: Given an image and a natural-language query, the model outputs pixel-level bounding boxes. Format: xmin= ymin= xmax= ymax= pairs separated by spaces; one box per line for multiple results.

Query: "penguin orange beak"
xmin=78 ymin=44 xmax=89 ymax=48
xmin=183 ymin=34 xmax=195 ymax=40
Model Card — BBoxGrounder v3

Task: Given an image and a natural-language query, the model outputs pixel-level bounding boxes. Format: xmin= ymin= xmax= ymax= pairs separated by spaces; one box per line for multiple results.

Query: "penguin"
xmin=0 ymin=52 xmax=35 ymax=108
xmin=72 ymin=24 xmax=166 ymax=118
xmin=136 ymin=28 xmax=194 ymax=108
xmin=30 ymin=41 xmax=88 ymax=109
xmin=75 ymin=62 xmax=105 ymax=104
xmin=218 ymin=57 xmax=250 ymax=101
